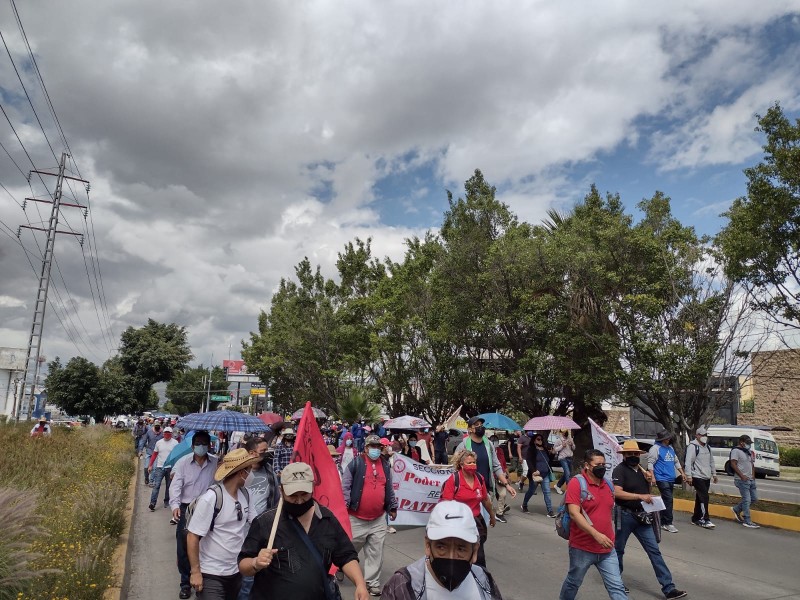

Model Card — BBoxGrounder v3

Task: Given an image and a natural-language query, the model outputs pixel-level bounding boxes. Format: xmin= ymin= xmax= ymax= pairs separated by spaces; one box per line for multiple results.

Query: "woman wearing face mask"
xmin=553 ymin=429 xmax=576 ymax=495
xmin=521 ymin=434 xmax=556 ymax=517
xmin=337 ymin=432 xmax=357 ymax=473
xmin=440 ymin=450 xmax=495 ymax=567
xmin=402 ymin=433 xmax=423 ymax=462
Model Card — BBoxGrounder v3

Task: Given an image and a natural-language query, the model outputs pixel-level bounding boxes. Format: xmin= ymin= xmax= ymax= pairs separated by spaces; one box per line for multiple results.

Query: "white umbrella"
xmin=384 ymin=415 xmax=432 ymax=430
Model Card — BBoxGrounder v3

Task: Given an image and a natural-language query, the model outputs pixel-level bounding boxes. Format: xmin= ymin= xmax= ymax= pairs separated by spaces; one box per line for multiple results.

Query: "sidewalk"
xmin=126 ymin=464 xmax=186 ymax=599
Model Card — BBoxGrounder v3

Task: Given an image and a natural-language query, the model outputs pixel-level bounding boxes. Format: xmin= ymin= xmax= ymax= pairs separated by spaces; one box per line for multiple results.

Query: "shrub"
xmin=779 ymin=446 xmax=800 ymax=467
xmin=74 ymin=485 xmax=126 ymax=539
xmin=0 ymin=488 xmax=58 ymax=600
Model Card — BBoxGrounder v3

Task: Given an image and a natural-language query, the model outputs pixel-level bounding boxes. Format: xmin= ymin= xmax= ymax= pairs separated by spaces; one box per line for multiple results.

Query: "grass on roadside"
xmin=0 ymin=424 xmax=134 ymax=600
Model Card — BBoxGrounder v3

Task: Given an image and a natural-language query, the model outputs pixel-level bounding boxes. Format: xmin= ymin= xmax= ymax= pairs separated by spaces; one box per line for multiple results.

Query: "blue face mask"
xmin=368 ymin=448 xmax=381 ymax=460
xmin=193 ymin=444 xmax=208 ymax=457
xmin=345 ymin=439 xmax=353 ymax=447
xmin=744 ymin=443 xmax=752 ymax=451
xmin=527 ymin=431 xmax=535 ymax=438
xmin=409 ymin=441 xmax=417 ymax=447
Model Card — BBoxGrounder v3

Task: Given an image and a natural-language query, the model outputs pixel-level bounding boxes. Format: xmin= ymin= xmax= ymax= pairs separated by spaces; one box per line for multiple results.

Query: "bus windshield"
xmin=755 ymin=438 xmax=779 ymax=455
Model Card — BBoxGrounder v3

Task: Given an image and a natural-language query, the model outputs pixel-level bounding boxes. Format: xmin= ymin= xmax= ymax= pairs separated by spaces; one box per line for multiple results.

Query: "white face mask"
xmin=699 ymin=436 xmax=708 ymax=444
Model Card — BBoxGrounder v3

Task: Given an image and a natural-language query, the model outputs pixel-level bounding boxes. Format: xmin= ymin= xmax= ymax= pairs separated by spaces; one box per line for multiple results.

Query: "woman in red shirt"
xmin=440 ymin=450 xmax=496 ymax=566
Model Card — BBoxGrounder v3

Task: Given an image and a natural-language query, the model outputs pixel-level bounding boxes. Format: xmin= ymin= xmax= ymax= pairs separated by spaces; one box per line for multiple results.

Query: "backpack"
xmin=555 ymin=474 xmax=613 ymax=540
xmin=450 ymin=470 xmax=487 ymax=495
xmin=724 ymin=447 xmax=747 ymax=476
xmin=184 ymin=483 xmax=249 ymax=533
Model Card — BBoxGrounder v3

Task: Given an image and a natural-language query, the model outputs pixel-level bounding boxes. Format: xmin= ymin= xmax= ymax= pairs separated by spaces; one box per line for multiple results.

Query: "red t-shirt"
xmin=350 ymin=457 xmax=387 ymax=521
xmin=440 ymin=471 xmax=487 ymax=517
xmin=565 ymin=474 xmax=615 ymax=553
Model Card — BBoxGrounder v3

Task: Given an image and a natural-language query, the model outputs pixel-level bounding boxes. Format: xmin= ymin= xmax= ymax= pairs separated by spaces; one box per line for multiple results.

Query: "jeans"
xmin=143 ymin=448 xmax=153 ymax=483
xmin=557 ymin=458 xmax=572 ymax=488
xmin=615 ymin=511 xmax=676 ymax=595
xmin=237 ymin=576 xmax=253 ymax=600
xmin=656 ymin=480 xmax=674 ymax=526
xmin=434 ymin=450 xmax=448 ymax=465
xmin=691 ymin=478 xmax=711 ymax=523
xmin=197 ymin=572 xmax=241 ymax=600
xmin=734 ymin=479 xmax=758 ymax=524
xmin=559 ymin=547 xmax=628 ymax=600
xmin=149 ymin=467 xmax=166 ymax=506
xmin=177 ymin=504 xmax=190 ymax=588
xmin=523 ymin=476 xmax=552 ymax=512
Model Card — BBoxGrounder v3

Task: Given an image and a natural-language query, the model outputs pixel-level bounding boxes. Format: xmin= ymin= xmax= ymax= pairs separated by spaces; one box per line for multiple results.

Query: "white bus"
xmin=707 ymin=425 xmax=781 ymax=478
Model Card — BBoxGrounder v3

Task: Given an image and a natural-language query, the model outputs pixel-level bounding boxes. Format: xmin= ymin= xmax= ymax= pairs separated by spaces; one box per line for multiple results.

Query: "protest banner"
xmin=391 ymin=453 xmax=453 ymax=526
xmin=292 ymin=401 xmax=352 ymax=537
xmin=589 ymin=417 xmax=623 ymax=480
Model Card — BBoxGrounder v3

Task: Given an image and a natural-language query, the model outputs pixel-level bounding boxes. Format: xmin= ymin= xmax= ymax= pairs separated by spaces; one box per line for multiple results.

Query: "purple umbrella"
xmin=523 ymin=415 xmax=580 ymax=431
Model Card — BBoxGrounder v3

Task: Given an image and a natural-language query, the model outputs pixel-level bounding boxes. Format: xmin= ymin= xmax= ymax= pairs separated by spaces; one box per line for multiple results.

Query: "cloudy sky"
xmin=1 ymin=0 xmax=799 ymax=373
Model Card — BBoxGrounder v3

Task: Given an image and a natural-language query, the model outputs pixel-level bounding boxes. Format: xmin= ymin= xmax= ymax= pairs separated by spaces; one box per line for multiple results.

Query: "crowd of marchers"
xmin=125 ymin=414 xmax=763 ymax=600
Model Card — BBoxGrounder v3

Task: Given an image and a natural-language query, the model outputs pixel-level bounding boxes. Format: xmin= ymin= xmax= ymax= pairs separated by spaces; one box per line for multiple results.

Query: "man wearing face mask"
xmin=381 ymin=501 xmax=503 ymax=599
xmin=454 ymin=417 xmax=516 ymax=516
xmin=187 ymin=448 xmax=260 ymax=599
xmin=343 ymin=434 xmax=398 ymax=596
xmin=647 ymin=429 xmax=686 ymax=534
xmin=148 ymin=426 xmax=179 ymax=511
xmin=612 ymin=440 xmax=687 ymax=599
xmin=170 ymin=431 xmax=219 ymax=599
xmin=730 ymin=435 xmax=760 ymax=528
xmin=239 ymin=462 xmax=368 ymax=600
xmin=684 ymin=426 xmax=717 ymax=529
xmin=559 ymin=450 xmax=627 ymax=600
xmin=272 ymin=426 xmax=296 ymax=477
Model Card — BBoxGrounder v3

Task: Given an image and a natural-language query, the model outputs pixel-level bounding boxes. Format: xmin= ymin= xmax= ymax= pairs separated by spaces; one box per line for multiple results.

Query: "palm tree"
xmin=336 ymin=388 xmax=382 ymax=424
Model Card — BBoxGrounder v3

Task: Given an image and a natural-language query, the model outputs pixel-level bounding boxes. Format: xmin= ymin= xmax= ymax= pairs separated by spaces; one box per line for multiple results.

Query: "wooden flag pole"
xmin=266 ymin=495 xmax=284 ymax=550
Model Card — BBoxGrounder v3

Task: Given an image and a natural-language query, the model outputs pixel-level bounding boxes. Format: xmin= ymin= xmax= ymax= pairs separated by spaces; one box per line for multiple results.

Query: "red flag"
xmin=291 ymin=401 xmax=352 ymax=538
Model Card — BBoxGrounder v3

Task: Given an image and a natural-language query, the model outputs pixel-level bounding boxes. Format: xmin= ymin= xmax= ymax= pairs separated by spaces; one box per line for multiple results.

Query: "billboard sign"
xmin=222 ymin=360 xmax=247 ymax=376
xmin=250 ymin=387 xmax=266 ymax=396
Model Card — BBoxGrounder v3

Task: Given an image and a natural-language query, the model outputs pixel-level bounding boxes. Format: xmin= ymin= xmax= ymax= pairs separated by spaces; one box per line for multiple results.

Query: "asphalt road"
xmin=711 ymin=474 xmax=800 ymax=504
xmin=127 ymin=465 xmax=800 ymax=600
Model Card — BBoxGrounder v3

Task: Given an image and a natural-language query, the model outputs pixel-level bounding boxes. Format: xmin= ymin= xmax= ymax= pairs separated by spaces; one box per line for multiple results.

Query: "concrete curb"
xmin=673 ymin=498 xmax=800 ymax=532
xmin=104 ymin=455 xmax=139 ymax=600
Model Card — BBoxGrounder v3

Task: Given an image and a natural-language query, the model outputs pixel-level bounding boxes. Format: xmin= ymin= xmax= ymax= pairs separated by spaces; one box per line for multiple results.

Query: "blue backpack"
xmin=555 ymin=474 xmax=614 ymax=540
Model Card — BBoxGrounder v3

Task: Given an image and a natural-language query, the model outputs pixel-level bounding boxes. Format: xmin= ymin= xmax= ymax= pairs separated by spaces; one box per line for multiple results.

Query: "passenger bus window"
xmin=754 ymin=438 xmax=778 ymax=454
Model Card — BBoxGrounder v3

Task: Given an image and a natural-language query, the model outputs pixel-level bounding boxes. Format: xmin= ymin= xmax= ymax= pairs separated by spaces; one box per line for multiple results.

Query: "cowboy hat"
xmin=214 ymin=448 xmax=260 ymax=481
xmin=619 ymin=439 xmax=647 ymax=454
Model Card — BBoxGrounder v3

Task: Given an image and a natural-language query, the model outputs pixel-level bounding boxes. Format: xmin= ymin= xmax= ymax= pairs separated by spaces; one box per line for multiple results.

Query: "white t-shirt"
xmin=425 ymin=566 xmax=482 ymax=600
xmin=153 ymin=438 xmax=179 ymax=468
xmin=187 ymin=485 xmax=252 ymax=576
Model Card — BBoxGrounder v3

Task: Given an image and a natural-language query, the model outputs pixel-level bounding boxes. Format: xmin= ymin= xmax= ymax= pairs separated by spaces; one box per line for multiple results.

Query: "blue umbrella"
xmin=176 ymin=410 xmax=270 ymax=433
xmin=163 ymin=430 xmax=220 ymax=469
xmin=476 ymin=412 xmax=521 ymax=431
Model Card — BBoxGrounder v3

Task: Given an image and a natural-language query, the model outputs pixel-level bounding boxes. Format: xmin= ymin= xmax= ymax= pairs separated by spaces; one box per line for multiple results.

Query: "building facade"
xmin=0 ymin=347 xmax=26 ymax=418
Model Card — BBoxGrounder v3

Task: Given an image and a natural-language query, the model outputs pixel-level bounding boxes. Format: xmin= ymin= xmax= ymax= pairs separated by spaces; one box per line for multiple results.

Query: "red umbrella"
xmin=258 ymin=412 xmax=283 ymax=426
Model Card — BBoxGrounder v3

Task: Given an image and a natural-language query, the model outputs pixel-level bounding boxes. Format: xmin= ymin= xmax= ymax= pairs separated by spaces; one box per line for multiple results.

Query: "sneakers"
xmin=547 ymin=511 xmax=556 ymax=518
xmin=521 ymin=505 xmax=529 ymax=513
xmin=742 ymin=522 xmax=760 ymax=529
xmin=731 ymin=507 xmax=743 ymax=523
xmin=518 ymin=482 xmax=525 ymax=491
xmin=148 ymin=503 xmax=155 ymax=512
xmin=169 ymin=517 xmax=178 ymax=525
xmin=701 ymin=520 xmax=715 ymax=529
xmin=665 ymin=590 xmax=687 ymax=599
xmin=495 ymin=514 xmax=507 ymax=523
xmin=623 ymin=585 xmax=630 ymax=594
xmin=554 ymin=486 xmax=564 ymax=495
xmin=368 ymin=585 xmax=382 ymax=596
xmin=661 ymin=524 xmax=679 ymax=533
xmin=387 ymin=526 xmax=397 ymax=534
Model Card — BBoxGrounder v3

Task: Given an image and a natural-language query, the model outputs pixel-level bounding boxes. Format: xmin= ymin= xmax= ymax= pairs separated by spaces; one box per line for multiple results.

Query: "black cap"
xmin=739 ymin=435 xmax=752 ymax=444
xmin=467 ymin=416 xmax=485 ymax=426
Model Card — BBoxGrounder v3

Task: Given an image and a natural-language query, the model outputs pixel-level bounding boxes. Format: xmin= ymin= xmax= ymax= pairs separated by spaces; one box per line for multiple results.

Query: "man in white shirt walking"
xmin=148 ymin=426 xmax=179 ymax=511
xmin=187 ymin=448 xmax=260 ymax=600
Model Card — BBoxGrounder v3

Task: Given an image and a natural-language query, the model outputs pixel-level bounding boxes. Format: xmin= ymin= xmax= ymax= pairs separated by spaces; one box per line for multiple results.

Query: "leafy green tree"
xmin=718 ymin=103 xmax=800 ymax=330
xmin=45 ymin=357 xmax=114 ymax=422
xmin=119 ymin=319 xmax=193 ymax=384
xmin=165 ymin=365 xmax=227 ymax=415
xmin=336 ymin=388 xmax=382 ymax=423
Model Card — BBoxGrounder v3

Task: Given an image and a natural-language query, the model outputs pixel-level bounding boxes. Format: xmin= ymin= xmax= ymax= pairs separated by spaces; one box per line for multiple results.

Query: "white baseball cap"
xmin=426 ymin=501 xmax=478 ymax=543
xmin=163 ymin=427 xmax=173 ymax=433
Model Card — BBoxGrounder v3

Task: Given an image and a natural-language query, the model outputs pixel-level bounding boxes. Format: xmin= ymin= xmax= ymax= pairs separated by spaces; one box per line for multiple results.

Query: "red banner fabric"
xmin=291 ymin=401 xmax=352 ymax=538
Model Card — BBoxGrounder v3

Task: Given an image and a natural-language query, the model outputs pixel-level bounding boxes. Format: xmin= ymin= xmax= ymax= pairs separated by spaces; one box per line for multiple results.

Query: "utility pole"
xmin=14 ymin=153 xmax=88 ymax=421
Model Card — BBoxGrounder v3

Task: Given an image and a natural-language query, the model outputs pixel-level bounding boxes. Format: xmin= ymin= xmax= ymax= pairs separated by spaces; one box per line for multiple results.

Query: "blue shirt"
xmin=649 ymin=442 xmax=678 ymax=482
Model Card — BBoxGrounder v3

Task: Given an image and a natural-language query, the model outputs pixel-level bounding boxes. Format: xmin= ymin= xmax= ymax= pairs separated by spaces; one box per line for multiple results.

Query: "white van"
xmin=706 ymin=426 xmax=780 ymax=478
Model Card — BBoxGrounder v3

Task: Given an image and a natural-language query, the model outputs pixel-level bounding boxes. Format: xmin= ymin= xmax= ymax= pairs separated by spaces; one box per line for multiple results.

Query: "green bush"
xmin=779 ymin=446 xmax=800 ymax=467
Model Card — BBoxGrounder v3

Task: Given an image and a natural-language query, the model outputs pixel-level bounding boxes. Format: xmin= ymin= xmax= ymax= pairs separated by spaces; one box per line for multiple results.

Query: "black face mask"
xmin=285 ymin=497 xmax=314 ymax=518
xmin=473 ymin=426 xmax=486 ymax=438
xmin=429 ymin=557 xmax=472 ymax=591
xmin=591 ymin=465 xmax=607 ymax=480
xmin=624 ymin=456 xmax=640 ymax=467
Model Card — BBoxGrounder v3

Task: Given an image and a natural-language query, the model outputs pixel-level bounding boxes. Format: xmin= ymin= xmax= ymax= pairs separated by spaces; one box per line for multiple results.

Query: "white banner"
xmin=589 ymin=418 xmax=623 ymax=481
xmin=391 ymin=453 xmax=454 ymax=526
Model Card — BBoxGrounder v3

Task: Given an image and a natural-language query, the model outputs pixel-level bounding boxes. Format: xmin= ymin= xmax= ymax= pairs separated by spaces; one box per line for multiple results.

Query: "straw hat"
xmin=214 ymin=448 xmax=261 ymax=481
xmin=327 ymin=444 xmax=340 ymax=456
xmin=619 ymin=439 xmax=647 ymax=454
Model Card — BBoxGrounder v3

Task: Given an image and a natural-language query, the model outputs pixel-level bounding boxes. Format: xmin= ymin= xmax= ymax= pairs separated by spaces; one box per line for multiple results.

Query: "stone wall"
xmin=602 ymin=407 xmax=631 ymax=436
xmin=738 ymin=348 xmax=800 ymax=448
